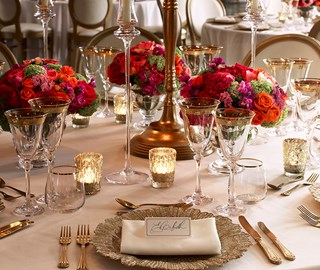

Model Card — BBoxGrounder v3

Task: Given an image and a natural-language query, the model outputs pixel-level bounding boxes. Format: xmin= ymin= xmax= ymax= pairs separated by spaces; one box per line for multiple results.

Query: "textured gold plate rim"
xmin=92 ymin=207 xmax=252 ymax=270
xmin=309 ymin=183 xmax=320 ymax=203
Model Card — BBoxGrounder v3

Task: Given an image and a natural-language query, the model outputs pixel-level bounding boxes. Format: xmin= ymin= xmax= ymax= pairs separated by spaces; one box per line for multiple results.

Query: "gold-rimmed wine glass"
xmin=179 ymin=45 xmax=205 ymax=75
xmin=95 ymin=46 xmax=122 ymax=118
xmin=214 ymin=108 xmax=255 ymax=217
xmin=79 ymin=46 xmax=100 ymax=81
xmin=5 ymin=108 xmax=47 ymax=216
xmin=178 ymin=97 xmax=220 ymax=205
xmin=28 ymin=96 xmax=71 ymax=204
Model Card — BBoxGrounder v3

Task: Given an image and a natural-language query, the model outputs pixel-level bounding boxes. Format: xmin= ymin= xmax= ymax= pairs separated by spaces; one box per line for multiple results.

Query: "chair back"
xmin=241 ymin=34 xmax=320 ymax=77
xmin=0 ymin=41 xmax=18 ymax=72
xmin=0 ymin=0 xmax=22 ymax=39
xmin=69 ymin=0 xmax=113 ymax=30
xmin=309 ymin=19 xmax=320 ymax=41
xmin=186 ymin=0 xmax=226 ymax=44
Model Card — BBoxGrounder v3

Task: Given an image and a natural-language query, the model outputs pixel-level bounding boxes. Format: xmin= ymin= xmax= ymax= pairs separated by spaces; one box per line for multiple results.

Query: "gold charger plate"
xmin=309 ymin=183 xmax=320 ymax=202
xmin=92 ymin=207 xmax=252 ymax=270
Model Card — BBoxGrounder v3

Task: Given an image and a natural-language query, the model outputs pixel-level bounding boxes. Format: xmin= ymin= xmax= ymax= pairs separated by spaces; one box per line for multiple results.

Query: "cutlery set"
xmin=58 ymin=224 xmax=91 ymax=269
xmin=239 ymin=216 xmax=295 ymax=265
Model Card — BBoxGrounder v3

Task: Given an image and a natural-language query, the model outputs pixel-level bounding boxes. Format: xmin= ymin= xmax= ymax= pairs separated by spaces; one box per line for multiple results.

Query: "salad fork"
xmin=299 ymin=213 xmax=320 ymax=228
xmin=58 ymin=226 xmax=71 ymax=268
xmin=281 ymin=173 xmax=319 ymax=196
xmin=297 ymin=205 xmax=320 ymax=221
xmin=76 ymin=224 xmax=90 ymax=270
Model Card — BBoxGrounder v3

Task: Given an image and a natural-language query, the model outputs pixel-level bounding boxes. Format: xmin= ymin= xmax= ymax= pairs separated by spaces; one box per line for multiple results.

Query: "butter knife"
xmin=238 ymin=216 xmax=282 ymax=265
xmin=258 ymin=221 xmax=295 ymax=261
xmin=0 ymin=219 xmax=34 ymax=238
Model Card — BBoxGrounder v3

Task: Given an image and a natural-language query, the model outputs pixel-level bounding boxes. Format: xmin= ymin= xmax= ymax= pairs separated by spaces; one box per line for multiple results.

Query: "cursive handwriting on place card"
xmin=145 ymin=217 xmax=191 ymax=236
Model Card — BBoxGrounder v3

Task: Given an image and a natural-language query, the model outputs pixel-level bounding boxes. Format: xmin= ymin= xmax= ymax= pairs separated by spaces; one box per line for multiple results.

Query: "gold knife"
xmin=238 ymin=216 xmax=282 ymax=265
xmin=0 ymin=219 xmax=34 ymax=238
xmin=258 ymin=221 xmax=295 ymax=261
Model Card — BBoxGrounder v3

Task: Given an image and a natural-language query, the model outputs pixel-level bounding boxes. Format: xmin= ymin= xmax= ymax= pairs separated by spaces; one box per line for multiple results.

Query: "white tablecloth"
xmin=201 ymin=21 xmax=307 ymax=66
xmin=1 ymin=108 xmax=320 ymax=270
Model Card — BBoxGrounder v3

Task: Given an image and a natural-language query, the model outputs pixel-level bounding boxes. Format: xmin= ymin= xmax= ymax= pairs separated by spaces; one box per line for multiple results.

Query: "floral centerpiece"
xmin=0 ymin=57 xmax=100 ymax=131
xmin=180 ymin=58 xmax=288 ymax=128
xmin=107 ymin=41 xmax=191 ymax=96
xmin=296 ymin=0 xmax=320 ymax=7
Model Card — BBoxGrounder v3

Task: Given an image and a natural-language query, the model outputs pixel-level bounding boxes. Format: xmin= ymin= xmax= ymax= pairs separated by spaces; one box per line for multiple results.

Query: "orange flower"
xmin=254 ymin=92 xmax=273 ymax=111
xmin=23 ymin=78 xmax=34 ymax=89
xmin=61 ymin=65 xmax=75 ymax=76
xmin=264 ymin=105 xmax=281 ymax=123
xmin=20 ymin=87 xmax=35 ymax=101
xmin=252 ymin=110 xmax=265 ymax=125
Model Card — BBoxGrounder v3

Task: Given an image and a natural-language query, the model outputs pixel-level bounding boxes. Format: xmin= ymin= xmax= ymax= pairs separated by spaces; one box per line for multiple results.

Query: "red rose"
xmin=6 ymin=68 xmax=24 ymax=89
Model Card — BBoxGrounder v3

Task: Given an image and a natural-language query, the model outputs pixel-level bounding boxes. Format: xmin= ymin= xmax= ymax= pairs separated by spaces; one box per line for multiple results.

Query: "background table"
xmin=201 ymin=21 xmax=308 ymax=66
xmin=1 ymin=109 xmax=320 ymax=270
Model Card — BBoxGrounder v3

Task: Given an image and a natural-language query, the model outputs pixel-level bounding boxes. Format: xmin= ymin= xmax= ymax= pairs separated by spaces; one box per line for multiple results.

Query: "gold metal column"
xmin=130 ymin=0 xmax=193 ymax=160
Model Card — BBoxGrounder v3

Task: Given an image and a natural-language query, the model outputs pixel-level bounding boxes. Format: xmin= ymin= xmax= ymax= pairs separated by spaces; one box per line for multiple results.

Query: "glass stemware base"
xmin=14 ymin=198 xmax=44 ymax=216
xmin=214 ymin=202 xmax=246 ymax=217
xmin=182 ymin=192 xmax=213 ymax=206
xmin=106 ymin=169 xmax=148 ymax=185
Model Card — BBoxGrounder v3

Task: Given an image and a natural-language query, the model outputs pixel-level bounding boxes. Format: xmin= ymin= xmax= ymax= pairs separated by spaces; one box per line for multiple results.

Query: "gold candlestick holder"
xmin=130 ymin=0 xmax=193 ymax=160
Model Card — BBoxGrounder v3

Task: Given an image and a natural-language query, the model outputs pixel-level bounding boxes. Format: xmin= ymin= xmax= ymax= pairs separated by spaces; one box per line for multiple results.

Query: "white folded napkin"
xmin=120 ymin=217 xmax=221 ymax=256
xmin=214 ymin=16 xmax=236 ymax=23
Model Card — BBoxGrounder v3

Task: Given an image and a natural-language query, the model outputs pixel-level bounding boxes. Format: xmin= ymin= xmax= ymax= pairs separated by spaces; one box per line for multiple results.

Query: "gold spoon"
xmin=267 ymin=176 xmax=304 ymax=190
xmin=0 ymin=177 xmax=34 ymax=197
xmin=115 ymin=198 xmax=190 ymax=209
xmin=0 ymin=190 xmax=21 ymax=201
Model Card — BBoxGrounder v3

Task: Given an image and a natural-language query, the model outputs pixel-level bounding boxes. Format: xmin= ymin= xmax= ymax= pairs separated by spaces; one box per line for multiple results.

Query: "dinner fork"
xmin=76 ymin=224 xmax=90 ymax=270
xmin=281 ymin=173 xmax=319 ymax=196
xmin=299 ymin=213 xmax=320 ymax=228
xmin=297 ymin=205 xmax=320 ymax=221
xmin=58 ymin=226 xmax=71 ymax=268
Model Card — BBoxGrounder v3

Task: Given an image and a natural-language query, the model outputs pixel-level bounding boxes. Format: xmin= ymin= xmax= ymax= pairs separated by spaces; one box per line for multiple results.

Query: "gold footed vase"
xmin=130 ymin=0 xmax=193 ymax=160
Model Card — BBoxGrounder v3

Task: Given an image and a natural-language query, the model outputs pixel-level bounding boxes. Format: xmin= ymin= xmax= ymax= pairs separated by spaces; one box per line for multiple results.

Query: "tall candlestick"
xmin=122 ymin=0 xmax=131 ymax=24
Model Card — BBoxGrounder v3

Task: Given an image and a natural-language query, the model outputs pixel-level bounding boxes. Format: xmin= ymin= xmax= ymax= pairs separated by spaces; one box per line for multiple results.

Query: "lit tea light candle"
xmin=149 ymin=147 xmax=176 ymax=188
xmin=113 ymin=92 xmax=127 ymax=123
xmin=251 ymin=0 xmax=260 ymax=13
xmin=74 ymin=152 xmax=103 ymax=195
xmin=122 ymin=0 xmax=131 ymax=24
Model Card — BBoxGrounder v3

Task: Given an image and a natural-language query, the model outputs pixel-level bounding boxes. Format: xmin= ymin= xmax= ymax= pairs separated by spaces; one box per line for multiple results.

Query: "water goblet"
xmin=202 ymin=45 xmax=223 ymax=69
xmin=79 ymin=46 xmax=100 ymax=81
xmin=178 ymin=97 xmax=220 ymax=205
xmin=5 ymin=108 xmax=47 ymax=216
xmin=179 ymin=45 xmax=205 ymax=75
xmin=294 ymin=78 xmax=320 ymax=169
xmin=214 ymin=108 xmax=255 ymax=217
xmin=95 ymin=47 xmax=122 ymax=118
xmin=28 ymin=96 xmax=71 ymax=204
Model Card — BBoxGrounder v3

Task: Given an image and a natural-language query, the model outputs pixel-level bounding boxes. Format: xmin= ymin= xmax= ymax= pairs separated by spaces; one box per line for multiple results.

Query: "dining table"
xmin=201 ymin=18 xmax=312 ymax=66
xmin=0 ymin=104 xmax=320 ymax=270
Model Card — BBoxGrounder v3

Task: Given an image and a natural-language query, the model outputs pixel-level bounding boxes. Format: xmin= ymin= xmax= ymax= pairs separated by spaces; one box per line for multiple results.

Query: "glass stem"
xmin=46 ymin=151 xmax=54 ymax=173
xmin=250 ymin=22 xmax=258 ymax=68
xmin=194 ymin=153 xmax=202 ymax=195
xmin=228 ymin=159 xmax=237 ymax=207
xmin=24 ymin=159 xmax=32 ymax=209
xmin=123 ymin=37 xmax=133 ymax=174
xmin=103 ymin=83 xmax=110 ymax=112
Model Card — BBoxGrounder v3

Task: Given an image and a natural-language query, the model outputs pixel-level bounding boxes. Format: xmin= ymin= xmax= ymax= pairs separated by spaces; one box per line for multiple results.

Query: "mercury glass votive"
xmin=72 ymin=114 xmax=90 ymax=128
xmin=149 ymin=147 xmax=177 ymax=188
xmin=74 ymin=152 xmax=103 ymax=195
xmin=283 ymin=138 xmax=308 ymax=177
xmin=113 ymin=93 xmax=127 ymax=123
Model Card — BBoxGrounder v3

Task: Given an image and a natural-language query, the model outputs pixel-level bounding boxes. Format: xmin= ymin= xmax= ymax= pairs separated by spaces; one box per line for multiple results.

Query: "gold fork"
xmin=58 ymin=226 xmax=71 ymax=268
xmin=76 ymin=224 xmax=90 ymax=270
xmin=299 ymin=213 xmax=320 ymax=228
xmin=297 ymin=205 xmax=320 ymax=221
xmin=281 ymin=173 xmax=319 ymax=196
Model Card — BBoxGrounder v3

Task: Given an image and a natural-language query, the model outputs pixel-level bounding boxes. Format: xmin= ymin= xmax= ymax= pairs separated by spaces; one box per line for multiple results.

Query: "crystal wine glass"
xmin=294 ymin=78 xmax=320 ymax=169
xmin=178 ymin=97 xmax=220 ymax=205
xmin=179 ymin=45 xmax=205 ymax=75
xmin=95 ymin=46 xmax=122 ymax=118
xmin=5 ymin=108 xmax=47 ymax=216
xmin=214 ymin=108 xmax=255 ymax=217
xmin=28 ymin=96 xmax=70 ymax=203
xmin=79 ymin=46 xmax=100 ymax=81
xmin=202 ymin=45 xmax=223 ymax=69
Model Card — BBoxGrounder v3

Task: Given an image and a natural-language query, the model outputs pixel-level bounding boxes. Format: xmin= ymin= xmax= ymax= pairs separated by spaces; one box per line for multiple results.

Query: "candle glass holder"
xmin=149 ymin=147 xmax=176 ymax=188
xmin=34 ymin=0 xmax=56 ymax=58
xmin=106 ymin=0 xmax=148 ymax=184
xmin=243 ymin=0 xmax=265 ymax=68
xmin=75 ymin=152 xmax=103 ymax=195
xmin=0 ymin=60 xmax=4 ymax=77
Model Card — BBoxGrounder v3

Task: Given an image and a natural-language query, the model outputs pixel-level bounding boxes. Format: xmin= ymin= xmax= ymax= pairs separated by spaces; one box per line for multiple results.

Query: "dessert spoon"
xmin=0 ymin=191 xmax=21 ymax=201
xmin=115 ymin=198 xmax=189 ymax=209
xmin=0 ymin=177 xmax=33 ymax=197
xmin=267 ymin=176 xmax=303 ymax=190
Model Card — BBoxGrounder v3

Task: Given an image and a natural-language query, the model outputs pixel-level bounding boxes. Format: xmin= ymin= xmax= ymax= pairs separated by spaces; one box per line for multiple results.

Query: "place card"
xmin=145 ymin=217 xmax=191 ymax=237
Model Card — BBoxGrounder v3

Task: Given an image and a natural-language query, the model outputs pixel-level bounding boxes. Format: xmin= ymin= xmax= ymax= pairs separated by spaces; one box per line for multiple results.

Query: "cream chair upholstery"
xmin=186 ymin=0 xmax=226 ymax=45
xmin=0 ymin=0 xmax=54 ymax=63
xmin=241 ymin=34 xmax=320 ymax=77
xmin=68 ymin=0 xmax=113 ymax=66
xmin=0 ymin=41 xmax=18 ymax=73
